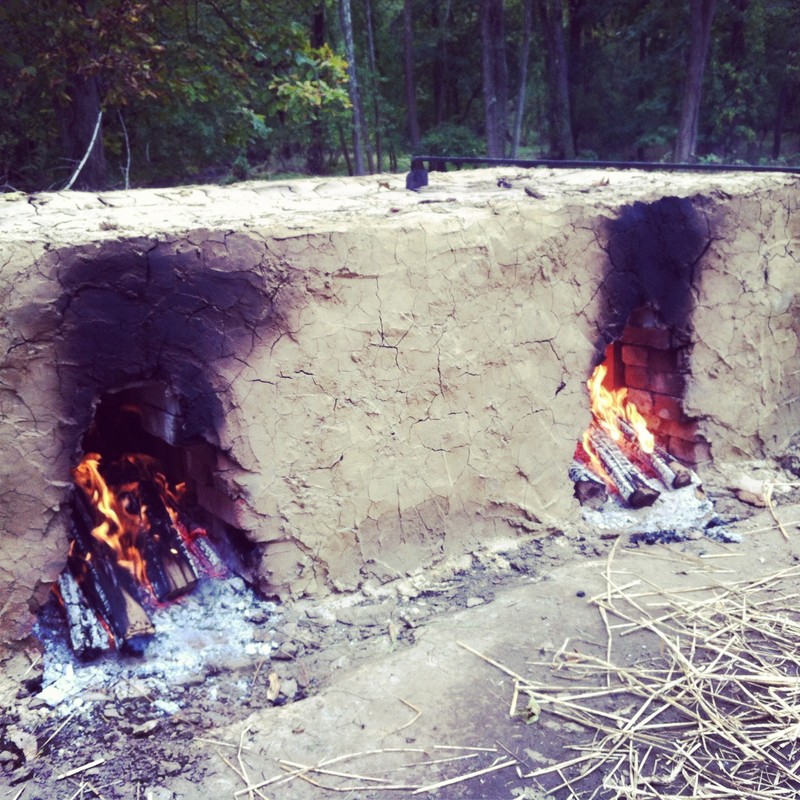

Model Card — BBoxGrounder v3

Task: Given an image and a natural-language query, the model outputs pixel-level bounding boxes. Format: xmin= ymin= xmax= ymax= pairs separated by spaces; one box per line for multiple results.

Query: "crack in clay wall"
xmin=0 ymin=171 xmax=798 ymax=652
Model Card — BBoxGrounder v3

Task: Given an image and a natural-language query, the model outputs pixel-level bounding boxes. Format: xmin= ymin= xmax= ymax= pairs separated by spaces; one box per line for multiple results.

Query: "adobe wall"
xmin=0 ymin=168 xmax=797 ymax=647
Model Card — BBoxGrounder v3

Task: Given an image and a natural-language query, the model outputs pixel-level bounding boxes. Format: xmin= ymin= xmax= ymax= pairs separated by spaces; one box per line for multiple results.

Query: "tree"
xmin=2 ymin=0 xmax=799 ymax=190
xmin=339 ymin=0 xmax=368 ymax=174
xmin=2 ymin=0 xmax=166 ymax=189
xmin=403 ymin=0 xmax=421 ymax=148
xmin=511 ymin=0 xmax=533 ymax=156
xmin=674 ymin=0 xmax=716 ymax=161
xmin=539 ymin=0 xmax=575 ymax=159
xmin=481 ymin=0 xmax=509 ymax=157
xmin=364 ymin=0 xmax=385 ymax=170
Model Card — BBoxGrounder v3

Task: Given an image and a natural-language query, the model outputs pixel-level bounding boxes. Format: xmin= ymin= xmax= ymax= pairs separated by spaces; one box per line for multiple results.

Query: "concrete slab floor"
xmin=199 ymin=508 xmax=800 ymax=800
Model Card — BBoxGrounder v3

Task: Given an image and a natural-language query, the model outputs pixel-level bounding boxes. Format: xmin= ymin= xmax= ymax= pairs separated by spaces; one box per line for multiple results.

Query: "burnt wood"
xmin=94 ymin=457 xmax=198 ymax=601
xmin=569 ymin=460 xmax=609 ymax=509
xmin=69 ymin=490 xmax=155 ymax=652
xmin=58 ymin=571 xmax=110 ymax=659
xmin=136 ymin=479 xmax=198 ymax=601
xmin=617 ymin=419 xmax=693 ymax=489
xmin=184 ymin=529 xmax=228 ymax=578
xmin=589 ymin=427 xmax=660 ymax=509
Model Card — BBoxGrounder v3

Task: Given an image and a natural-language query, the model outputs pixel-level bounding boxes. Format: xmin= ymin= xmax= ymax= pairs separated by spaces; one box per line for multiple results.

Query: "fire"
xmin=577 ymin=362 xmax=658 ymax=491
xmin=72 ymin=453 xmax=148 ymax=588
xmin=62 ymin=445 xmax=223 ymax=654
xmin=573 ymin=360 xmax=692 ymax=508
xmin=586 ymin=364 xmax=654 ymax=453
xmin=71 ymin=452 xmax=189 ymax=596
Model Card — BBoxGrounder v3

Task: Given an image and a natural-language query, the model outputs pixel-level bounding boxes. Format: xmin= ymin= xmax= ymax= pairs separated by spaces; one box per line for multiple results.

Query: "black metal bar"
xmin=406 ymin=155 xmax=800 ymax=190
xmin=410 ymin=155 xmax=800 ymax=173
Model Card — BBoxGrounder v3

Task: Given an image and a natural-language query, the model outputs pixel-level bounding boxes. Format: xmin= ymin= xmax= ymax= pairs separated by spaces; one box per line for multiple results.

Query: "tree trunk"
xmin=511 ymin=0 xmax=533 ymax=157
xmin=58 ymin=0 xmax=107 ymax=190
xmin=337 ymin=122 xmax=353 ymax=175
xmin=403 ymin=0 xmax=421 ymax=148
xmin=540 ymin=0 xmax=575 ymax=160
xmin=772 ymin=81 xmax=789 ymax=160
xmin=58 ymin=73 xmax=107 ymax=189
xmin=431 ymin=0 xmax=452 ymax=125
xmin=364 ymin=0 xmax=383 ymax=171
xmin=674 ymin=0 xmax=716 ymax=162
xmin=480 ymin=0 xmax=509 ymax=158
xmin=339 ymin=0 xmax=368 ymax=175
xmin=306 ymin=5 xmax=327 ymax=175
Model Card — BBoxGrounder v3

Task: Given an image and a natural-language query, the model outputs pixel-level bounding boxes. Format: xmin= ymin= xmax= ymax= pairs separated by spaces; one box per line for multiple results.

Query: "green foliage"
xmin=270 ymin=43 xmax=351 ymax=121
xmin=1 ymin=0 xmax=799 ymax=190
xmin=419 ymin=122 xmax=483 ymax=156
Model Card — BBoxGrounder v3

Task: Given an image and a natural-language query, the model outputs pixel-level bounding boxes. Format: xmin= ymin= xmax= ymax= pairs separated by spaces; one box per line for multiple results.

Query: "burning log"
xmin=134 ymin=479 xmax=198 ymax=602
xmin=58 ymin=571 xmax=111 ymax=659
xmin=588 ymin=427 xmax=660 ymax=509
xmin=617 ymin=419 xmax=692 ymax=489
xmin=69 ymin=491 xmax=155 ymax=654
xmin=182 ymin=527 xmax=228 ymax=578
xmin=85 ymin=454 xmax=198 ymax=603
xmin=569 ymin=460 xmax=609 ymax=509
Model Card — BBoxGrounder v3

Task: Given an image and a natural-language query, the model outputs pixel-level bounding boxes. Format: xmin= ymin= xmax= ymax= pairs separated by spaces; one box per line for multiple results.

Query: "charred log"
xmin=135 ymin=479 xmax=198 ymax=601
xmin=617 ymin=419 xmax=692 ymax=489
xmin=589 ymin=427 xmax=660 ymax=508
xmin=57 ymin=571 xmax=110 ymax=659
xmin=95 ymin=456 xmax=198 ymax=602
xmin=569 ymin=460 xmax=609 ymax=509
xmin=68 ymin=491 xmax=155 ymax=654
xmin=182 ymin=527 xmax=228 ymax=579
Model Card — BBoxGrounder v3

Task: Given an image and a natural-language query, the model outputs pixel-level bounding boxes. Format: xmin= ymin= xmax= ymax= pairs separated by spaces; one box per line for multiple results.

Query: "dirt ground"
xmin=4 ymin=461 xmax=800 ymax=800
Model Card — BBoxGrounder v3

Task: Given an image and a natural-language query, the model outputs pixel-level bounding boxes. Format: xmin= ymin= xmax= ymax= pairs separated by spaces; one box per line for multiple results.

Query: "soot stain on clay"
xmin=599 ymin=196 xmax=713 ymax=347
xmin=54 ymin=238 xmax=284 ymax=453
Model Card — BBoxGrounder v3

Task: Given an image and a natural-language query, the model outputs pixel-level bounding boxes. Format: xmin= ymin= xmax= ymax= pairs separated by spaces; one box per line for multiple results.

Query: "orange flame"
xmin=71 ymin=452 xmax=190 ymax=594
xmin=586 ymin=364 xmax=654 ymax=453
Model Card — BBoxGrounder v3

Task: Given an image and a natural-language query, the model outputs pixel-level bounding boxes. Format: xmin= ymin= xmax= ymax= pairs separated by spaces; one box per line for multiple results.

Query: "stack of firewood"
xmin=59 ymin=458 xmax=225 ymax=658
xmin=571 ymin=421 xmax=692 ymax=510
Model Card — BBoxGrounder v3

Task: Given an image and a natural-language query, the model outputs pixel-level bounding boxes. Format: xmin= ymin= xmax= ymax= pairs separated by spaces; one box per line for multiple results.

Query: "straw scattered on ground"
xmin=486 ymin=550 xmax=800 ymax=799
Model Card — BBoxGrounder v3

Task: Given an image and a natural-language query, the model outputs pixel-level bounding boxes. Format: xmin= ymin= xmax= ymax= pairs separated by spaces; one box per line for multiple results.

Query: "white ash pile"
xmin=570 ymin=362 xmax=734 ymax=544
xmin=35 ymin=574 xmax=278 ymax=712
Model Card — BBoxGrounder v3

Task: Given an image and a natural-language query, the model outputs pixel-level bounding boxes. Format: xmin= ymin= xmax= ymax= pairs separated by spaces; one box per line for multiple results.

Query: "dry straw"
xmin=499 ymin=556 xmax=800 ymax=799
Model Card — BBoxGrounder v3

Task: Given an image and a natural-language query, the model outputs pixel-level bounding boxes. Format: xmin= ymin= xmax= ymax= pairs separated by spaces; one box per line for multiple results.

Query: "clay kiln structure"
xmin=1 ymin=169 xmax=798 ymax=651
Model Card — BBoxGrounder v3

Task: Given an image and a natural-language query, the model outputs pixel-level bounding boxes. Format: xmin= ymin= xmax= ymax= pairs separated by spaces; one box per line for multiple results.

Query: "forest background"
xmin=1 ymin=0 xmax=798 ymax=192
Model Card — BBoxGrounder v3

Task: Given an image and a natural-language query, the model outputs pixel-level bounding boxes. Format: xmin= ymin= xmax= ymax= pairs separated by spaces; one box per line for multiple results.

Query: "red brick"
xmin=625 ymin=362 xmax=685 ymax=396
xmin=653 ymin=394 xmax=685 ymax=422
xmin=649 ymin=371 xmax=685 ymax=396
xmin=648 ymin=348 xmax=679 ymax=372
xmin=623 ymin=326 xmax=671 ymax=350
xmin=625 ymin=366 xmax=653 ymax=392
xmin=655 ymin=418 xmax=697 ymax=440
xmin=625 ymin=388 xmax=654 ymax=415
xmin=667 ymin=436 xmax=712 ymax=466
xmin=621 ymin=345 xmax=649 ymax=367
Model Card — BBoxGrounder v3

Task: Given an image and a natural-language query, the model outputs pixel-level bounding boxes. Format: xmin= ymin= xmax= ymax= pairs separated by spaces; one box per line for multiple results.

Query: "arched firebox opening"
xmin=571 ymin=197 xmax=713 ymax=514
xmin=61 ymin=380 xmax=254 ymax=656
xmin=48 ymin=239 xmax=288 ymax=657
xmin=79 ymin=381 xmax=250 ymax=559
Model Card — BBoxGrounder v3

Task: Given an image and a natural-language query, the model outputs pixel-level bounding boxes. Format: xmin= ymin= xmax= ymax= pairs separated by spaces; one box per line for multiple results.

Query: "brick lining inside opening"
xmin=603 ymin=305 xmax=711 ymax=466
